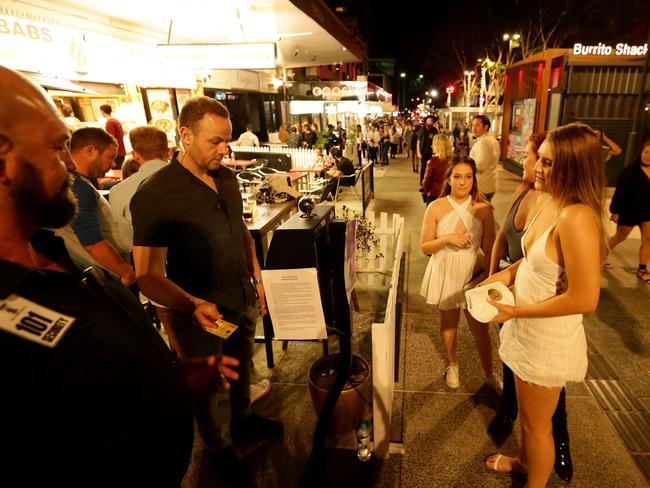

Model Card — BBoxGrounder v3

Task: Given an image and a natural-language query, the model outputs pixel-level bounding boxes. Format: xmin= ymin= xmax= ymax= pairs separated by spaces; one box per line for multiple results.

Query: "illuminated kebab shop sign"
xmin=573 ymin=42 xmax=648 ymax=56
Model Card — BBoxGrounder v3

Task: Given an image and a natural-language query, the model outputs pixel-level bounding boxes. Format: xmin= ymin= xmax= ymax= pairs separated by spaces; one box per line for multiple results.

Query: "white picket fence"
xmin=356 ymin=211 xmax=402 ymax=286
xmin=356 ymin=211 xmax=405 ymax=458
xmin=232 ymin=144 xmax=320 ymax=170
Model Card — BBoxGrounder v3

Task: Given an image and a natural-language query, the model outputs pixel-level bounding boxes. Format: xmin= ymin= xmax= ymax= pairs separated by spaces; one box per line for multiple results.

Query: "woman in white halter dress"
xmin=420 ymin=156 xmax=496 ymax=389
xmin=420 ymin=195 xmax=483 ymax=309
xmin=480 ymin=124 xmax=607 ymax=488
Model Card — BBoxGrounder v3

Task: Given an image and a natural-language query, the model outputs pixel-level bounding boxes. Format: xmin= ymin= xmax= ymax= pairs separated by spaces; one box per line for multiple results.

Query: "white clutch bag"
xmin=464 ymin=282 xmax=515 ymax=323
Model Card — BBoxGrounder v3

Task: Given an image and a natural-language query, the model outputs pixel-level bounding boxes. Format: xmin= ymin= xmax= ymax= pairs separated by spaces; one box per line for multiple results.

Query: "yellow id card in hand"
xmin=204 ymin=319 xmax=238 ymax=339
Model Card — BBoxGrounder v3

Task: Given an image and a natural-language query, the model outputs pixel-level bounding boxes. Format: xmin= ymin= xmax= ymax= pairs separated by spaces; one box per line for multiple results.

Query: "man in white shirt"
xmin=236 ymin=124 xmax=260 ymax=147
xmin=469 ymin=115 xmax=500 ymax=201
xmin=367 ymin=124 xmax=381 ymax=164
xmin=110 ymin=126 xmax=169 ymax=249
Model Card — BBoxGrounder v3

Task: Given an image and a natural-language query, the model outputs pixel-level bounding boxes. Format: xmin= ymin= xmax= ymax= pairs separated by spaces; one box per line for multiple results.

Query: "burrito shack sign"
xmin=573 ymin=42 xmax=648 ymax=57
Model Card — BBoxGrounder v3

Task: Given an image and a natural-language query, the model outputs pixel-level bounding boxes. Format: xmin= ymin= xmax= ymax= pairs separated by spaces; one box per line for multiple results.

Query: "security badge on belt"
xmin=204 ymin=319 xmax=238 ymax=339
xmin=0 ymin=294 xmax=75 ymax=348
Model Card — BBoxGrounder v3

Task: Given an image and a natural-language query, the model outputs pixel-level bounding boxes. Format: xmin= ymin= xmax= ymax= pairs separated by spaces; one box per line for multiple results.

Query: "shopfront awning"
xmin=13 ymin=0 xmax=365 ymax=69
xmin=23 ymin=73 xmax=98 ymax=94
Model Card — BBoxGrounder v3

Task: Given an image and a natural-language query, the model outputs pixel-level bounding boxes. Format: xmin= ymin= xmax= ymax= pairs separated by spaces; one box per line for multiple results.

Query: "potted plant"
xmin=339 ymin=205 xmax=383 ymax=260
xmin=315 ymin=126 xmax=336 ymax=152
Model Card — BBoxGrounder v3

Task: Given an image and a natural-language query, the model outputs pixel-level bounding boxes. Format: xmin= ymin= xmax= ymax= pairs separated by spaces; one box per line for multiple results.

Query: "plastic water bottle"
xmin=356 ymin=422 xmax=372 ymax=461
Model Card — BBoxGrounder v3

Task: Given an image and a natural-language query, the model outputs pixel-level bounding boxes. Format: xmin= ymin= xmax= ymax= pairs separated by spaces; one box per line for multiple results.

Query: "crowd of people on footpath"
xmin=274 ymin=112 xmax=478 ymax=181
xmin=2 ymin=61 xmax=649 ymax=488
xmin=277 ymin=115 xmax=438 ymax=170
xmin=418 ymin=110 xmax=649 ymax=487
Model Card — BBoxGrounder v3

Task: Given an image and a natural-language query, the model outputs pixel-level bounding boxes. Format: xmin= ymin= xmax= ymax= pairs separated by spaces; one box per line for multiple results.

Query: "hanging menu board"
xmin=146 ymin=88 xmax=176 ymax=138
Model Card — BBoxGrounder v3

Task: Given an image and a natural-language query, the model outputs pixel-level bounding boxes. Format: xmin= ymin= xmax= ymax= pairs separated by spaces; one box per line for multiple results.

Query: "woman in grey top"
xmin=484 ymin=132 xmax=577 ymax=482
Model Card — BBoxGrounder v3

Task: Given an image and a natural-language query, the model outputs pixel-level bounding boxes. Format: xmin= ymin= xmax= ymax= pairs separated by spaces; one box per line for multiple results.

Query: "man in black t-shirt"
xmin=318 ymin=147 xmax=356 ymax=202
xmin=417 ymin=115 xmax=439 ymax=183
xmin=0 ymin=66 xmax=241 ymax=486
xmin=130 ymin=97 xmax=283 ymax=477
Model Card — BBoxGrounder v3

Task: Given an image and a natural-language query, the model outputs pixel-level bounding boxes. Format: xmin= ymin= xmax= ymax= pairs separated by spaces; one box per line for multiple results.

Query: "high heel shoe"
xmin=554 ymin=439 xmax=573 ymax=481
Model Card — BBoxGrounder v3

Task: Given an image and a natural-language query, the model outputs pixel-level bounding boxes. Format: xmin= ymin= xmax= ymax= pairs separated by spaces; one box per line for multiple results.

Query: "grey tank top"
xmin=503 ymin=188 xmax=530 ymax=262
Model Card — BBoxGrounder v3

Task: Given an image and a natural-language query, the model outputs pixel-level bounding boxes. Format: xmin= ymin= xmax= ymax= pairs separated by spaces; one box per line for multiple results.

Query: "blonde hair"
xmin=546 ymin=123 xmax=607 ymax=260
xmin=431 ymin=134 xmax=453 ymax=160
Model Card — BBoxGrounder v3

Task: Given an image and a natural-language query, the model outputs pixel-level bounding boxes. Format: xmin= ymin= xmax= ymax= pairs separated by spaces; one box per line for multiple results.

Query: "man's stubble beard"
xmin=89 ymin=155 xmax=107 ymax=179
xmin=11 ymin=159 xmax=78 ymax=229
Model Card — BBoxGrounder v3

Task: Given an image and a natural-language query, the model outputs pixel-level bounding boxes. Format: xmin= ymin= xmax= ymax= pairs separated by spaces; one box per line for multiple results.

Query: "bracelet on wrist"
xmin=253 ymin=278 xmax=263 ymax=285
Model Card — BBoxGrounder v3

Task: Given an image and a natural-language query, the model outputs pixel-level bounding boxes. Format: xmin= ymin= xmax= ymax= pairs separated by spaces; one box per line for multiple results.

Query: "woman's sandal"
xmin=637 ymin=269 xmax=650 ymax=285
xmin=485 ymin=453 xmax=528 ymax=476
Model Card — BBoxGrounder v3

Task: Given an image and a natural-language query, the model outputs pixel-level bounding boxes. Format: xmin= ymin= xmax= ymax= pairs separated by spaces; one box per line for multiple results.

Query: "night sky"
xmin=359 ymin=0 xmax=649 ymax=98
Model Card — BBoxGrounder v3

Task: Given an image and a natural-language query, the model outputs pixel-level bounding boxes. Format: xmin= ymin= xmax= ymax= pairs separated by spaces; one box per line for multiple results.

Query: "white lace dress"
xmin=499 ymin=209 xmax=587 ymax=387
xmin=420 ymin=196 xmax=483 ymax=310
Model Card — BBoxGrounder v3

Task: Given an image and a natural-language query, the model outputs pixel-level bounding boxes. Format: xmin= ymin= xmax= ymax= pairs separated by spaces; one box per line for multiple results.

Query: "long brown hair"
xmin=439 ymin=156 xmax=490 ymax=204
xmin=522 ymin=131 xmax=547 ymax=189
xmin=529 ymin=131 xmax=547 ymax=154
xmin=546 ymin=123 xmax=607 ymax=259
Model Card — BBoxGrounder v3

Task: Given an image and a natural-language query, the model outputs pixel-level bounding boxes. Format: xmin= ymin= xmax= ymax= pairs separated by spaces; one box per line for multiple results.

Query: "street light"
xmin=445 ymin=85 xmax=455 ymax=131
xmin=445 ymin=85 xmax=454 ymax=107
xmin=503 ymin=33 xmax=521 ymax=61
xmin=427 ymin=89 xmax=438 ymax=110
xmin=478 ymin=58 xmax=489 ymax=113
xmin=464 ymin=70 xmax=475 ymax=123
xmin=399 ymin=72 xmax=406 ymax=110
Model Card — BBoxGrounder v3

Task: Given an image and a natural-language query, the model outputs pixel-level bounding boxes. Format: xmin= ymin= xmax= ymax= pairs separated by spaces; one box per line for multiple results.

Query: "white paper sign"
xmin=261 ymin=268 xmax=328 ymax=340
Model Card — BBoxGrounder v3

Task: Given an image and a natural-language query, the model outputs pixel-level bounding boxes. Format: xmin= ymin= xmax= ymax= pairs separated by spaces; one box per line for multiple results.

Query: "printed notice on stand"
xmin=261 ymin=268 xmax=327 ymax=340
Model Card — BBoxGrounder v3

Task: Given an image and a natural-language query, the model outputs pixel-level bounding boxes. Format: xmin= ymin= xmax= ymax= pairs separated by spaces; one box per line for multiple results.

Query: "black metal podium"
xmin=263 ymin=204 xmax=353 ymax=471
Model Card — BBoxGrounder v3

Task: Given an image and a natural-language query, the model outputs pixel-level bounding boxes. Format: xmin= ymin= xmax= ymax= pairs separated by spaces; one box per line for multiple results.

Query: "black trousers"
xmin=419 ymin=153 xmax=431 ymax=184
xmin=368 ymin=146 xmax=378 ymax=163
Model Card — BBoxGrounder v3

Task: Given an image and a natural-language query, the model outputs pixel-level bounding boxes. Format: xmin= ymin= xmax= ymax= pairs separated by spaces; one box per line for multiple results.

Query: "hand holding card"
xmin=203 ymin=319 xmax=239 ymax=339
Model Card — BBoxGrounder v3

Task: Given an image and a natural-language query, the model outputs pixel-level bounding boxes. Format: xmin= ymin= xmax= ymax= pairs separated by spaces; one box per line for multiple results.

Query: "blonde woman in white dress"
xmin=420 ymin=156 xmax=496 ymax=389
xmin=481 ymin=124 xmax=607 ymax=487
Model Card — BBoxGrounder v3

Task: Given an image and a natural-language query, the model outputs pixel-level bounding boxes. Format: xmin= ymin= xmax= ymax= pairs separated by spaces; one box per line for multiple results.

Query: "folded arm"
xmin=420 ymin=204 xmax=472 ymax=254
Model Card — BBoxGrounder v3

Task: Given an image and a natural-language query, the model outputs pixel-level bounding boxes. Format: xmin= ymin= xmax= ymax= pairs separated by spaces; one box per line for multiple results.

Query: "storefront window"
xmin=263 ymin=95 xmax=280 ymax=133
xmin=507 ymin=98 xmax=536 ymax=161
